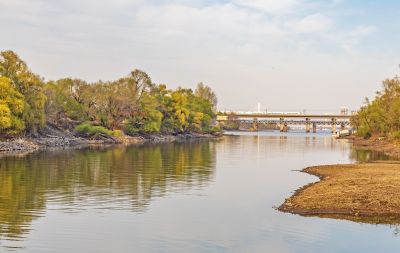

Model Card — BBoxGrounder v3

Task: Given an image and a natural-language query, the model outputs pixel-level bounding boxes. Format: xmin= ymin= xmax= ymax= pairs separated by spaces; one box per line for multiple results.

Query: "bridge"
xmin=216 ymin=113 xmax=352 ymax=133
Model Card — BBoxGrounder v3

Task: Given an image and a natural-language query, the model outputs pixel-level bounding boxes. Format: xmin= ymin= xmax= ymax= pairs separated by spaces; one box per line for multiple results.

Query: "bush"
xmin=210 ymin=125 xmax=221 ymax=133
xmin=110 ymin=129 xmax=123 ymax=137
xmin=391 ymin=131 xmax=400 ymax=139
xmin=356 ymin=125 xmax=372 ymax=139
xmin=75 ymin=122 xmax=122 ymax=137
xmin=123 ymin=121 xmax=141 ymax=136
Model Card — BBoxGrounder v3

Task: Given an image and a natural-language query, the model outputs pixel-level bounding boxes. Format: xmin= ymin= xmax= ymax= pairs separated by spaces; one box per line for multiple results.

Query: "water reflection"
xmin=0 ymin=140 xmax=216 ymax=241
xmin=350 ymin=148 xmax=394 ymax=162
xmin=3 ymin=132 xmax=400 ymax=253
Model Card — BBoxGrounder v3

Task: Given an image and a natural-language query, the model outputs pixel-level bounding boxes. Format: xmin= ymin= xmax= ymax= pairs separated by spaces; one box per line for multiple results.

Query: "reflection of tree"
xmin=0 ymin=140 xmax=216 ymax=240
xmin=349 ymin=148 xmax=392 ymax=162
xmin=0 ymin=157 xmax=47 ymax=240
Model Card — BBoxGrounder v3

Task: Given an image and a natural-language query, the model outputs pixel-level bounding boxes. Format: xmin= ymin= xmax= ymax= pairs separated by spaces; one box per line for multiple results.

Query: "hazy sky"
xmin=1 ymin=0 xmax=399 ymax=112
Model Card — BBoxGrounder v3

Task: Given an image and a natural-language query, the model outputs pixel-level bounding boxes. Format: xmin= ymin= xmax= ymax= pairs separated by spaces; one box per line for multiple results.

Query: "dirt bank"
xmin=279 ymin=163 xmax=400 ymax=224
xmin=347 ymin=135 xmax=400 ymax=158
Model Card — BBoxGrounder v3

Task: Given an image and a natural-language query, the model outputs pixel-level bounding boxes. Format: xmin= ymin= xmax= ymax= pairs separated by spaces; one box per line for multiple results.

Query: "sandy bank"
xmin=279 ymin=162 xmax=400 ymax=224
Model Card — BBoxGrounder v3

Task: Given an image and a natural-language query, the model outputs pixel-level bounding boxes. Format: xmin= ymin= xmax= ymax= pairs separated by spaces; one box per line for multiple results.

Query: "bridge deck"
xmin=218 ymin=113 xmax=351 ymax=119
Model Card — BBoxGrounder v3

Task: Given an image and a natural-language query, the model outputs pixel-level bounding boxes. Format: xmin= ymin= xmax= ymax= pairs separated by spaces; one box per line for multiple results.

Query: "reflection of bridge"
xmin=217 ymin=113 xmax=351 ymax=133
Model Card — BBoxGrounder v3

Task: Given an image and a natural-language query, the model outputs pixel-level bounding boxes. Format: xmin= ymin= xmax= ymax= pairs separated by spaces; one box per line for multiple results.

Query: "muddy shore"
xmin=279 ymin=163 xmax=400 ymax=224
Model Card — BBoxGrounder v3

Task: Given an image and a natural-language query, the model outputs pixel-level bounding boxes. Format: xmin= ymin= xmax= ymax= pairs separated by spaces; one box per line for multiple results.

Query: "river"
xmin=0 ymin=131 xmax=399 ymax=252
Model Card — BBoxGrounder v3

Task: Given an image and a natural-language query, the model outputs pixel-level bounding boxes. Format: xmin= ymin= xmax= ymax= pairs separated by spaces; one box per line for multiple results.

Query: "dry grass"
xmin=279 ymin=162 xmax=400 ymax=224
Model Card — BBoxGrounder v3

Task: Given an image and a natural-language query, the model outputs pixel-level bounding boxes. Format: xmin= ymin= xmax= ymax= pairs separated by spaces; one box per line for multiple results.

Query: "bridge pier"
xmin=312 ymin=122 xmax=317 ymax=133
xmin=283 ymin=122 xmax=288 ymax=132
xmin=305 ymin=118 xmax=311 ymax=133
xmin=279 ymin=118 xmax=284 ymax=132
xmin=331 ymin=118 xmax=337 ymax=133
xmin=341 ymin=122 xmax=346 ymax=131
xmin=253 ymin=118 xmax=258 ymax=131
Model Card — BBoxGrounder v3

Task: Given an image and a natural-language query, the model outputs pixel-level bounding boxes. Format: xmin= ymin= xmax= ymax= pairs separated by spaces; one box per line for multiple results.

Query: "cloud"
xmin=0 ymin=0 xmax=388 ymax=111
xmin=289 ymin=13 xmax=333 ymax=33
xmin=351 ymin=25 xmax=376 ymax=37
xmin=324 ymin=25 xmax=377 ymax=51
xmin=135 ymin=3 xmax=286 ymax=45
xmin=233 ymin=0 xmax=300 ymax=13
xmin=0 ymin=0 xmax=376 ymax=68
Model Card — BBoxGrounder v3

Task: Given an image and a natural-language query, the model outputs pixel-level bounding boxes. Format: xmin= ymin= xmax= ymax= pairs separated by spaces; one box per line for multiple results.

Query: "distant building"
xmin=340 ymin=107 xmax=349 ymax=115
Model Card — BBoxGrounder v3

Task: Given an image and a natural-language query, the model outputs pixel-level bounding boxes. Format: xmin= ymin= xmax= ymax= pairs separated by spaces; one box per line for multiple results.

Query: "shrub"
xmin=110 ymin=129 xmax=123 ymax=137
xmin=391 ymin=131 xmax=400 ymax=139
xmin=209 ymin=125 xmax=221 ymax=134
xmin=356 ymin=125 xmax=372 ymax=139
xmin=75 ymin=122 xmax=113 ymax=137
xmin=123 ymin=121 xmax=141 ymax=136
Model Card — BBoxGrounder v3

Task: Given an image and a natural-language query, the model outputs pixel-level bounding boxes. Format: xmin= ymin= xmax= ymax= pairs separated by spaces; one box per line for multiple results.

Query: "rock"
xmin=0 ymin=127 xmax=220 ymax=153
xmin=0 ymin=139 xmax=38 ymax=151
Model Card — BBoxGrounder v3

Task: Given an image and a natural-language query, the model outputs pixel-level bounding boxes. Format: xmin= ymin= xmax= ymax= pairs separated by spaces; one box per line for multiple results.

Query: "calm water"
xmin=0 ymin=131 xmax=399 ymax=252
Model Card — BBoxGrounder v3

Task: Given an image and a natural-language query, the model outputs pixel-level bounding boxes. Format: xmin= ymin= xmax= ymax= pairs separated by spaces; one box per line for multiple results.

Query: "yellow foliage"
xmin=192 ymin=112 xmax=204 ymax=131
xmin=0 ymin=76 xmax=25 ymax=133
xmin=0 ymin=103 xmax=11 ymax=129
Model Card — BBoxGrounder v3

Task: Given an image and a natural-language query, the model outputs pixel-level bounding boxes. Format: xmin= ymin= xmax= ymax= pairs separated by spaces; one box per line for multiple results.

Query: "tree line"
xmin=351 ymin=75 xmax=400 ymax=139
xmin=0 ymin=50 xmax=218 ymax=137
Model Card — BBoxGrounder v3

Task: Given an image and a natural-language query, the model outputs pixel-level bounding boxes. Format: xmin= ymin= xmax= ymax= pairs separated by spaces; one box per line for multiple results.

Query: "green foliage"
xmin=75 ymin=122 xmax=122 ymax=137
xmin=122 ymin=91 xmax=163 ymax=134
xmin=141 ymin=102 xmax=163 ymax=133
xmin=195 ymin=82 xmax=218 ymax=109
xmin=352 ymin=76 xmax=400 ymax=139
xmin=208 ymin=125 xmax=221 ymax=134
xmin=111 ymin=130 xmax=124 ymax=137
xmin=356 ymin=125 xmax=372 ymax=139
xmin=44 ymin=79 xmax=91 ymax=122
xmin=0 ymin=50 xmax=218 ymax=136
xmin=391 ymin=130 xmax=400 ymax=139
xmin=75 ymin=123 xmax=111 ymax=136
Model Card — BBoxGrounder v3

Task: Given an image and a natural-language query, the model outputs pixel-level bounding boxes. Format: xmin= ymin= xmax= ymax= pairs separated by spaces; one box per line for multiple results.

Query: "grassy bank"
xmin=279 ymin=163 xmax=400 ymax=224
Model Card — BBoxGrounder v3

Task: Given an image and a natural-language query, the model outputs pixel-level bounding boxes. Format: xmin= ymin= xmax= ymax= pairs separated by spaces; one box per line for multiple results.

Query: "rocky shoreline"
xmin=0 ymin=132 xmax=221 ymax=154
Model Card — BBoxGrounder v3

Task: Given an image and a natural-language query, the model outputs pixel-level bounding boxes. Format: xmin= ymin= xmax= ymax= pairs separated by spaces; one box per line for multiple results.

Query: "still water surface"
xmin=0 ymin=131 xmax=399 ymax=252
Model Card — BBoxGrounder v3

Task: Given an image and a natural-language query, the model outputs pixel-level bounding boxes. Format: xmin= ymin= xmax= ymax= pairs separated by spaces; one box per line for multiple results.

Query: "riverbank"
xmin=279 ymin=162 xmax=400 ymax=224
xmin=0 ymin=130 xmax=221 ymax=153
xmin=346 ymin=135 xmax=400 ymax=158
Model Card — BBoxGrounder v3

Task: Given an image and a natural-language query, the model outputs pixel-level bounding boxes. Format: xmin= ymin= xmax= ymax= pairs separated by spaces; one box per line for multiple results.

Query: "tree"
xmin=195 ymin=82 xmax=218 ymax=109
xmin=0 ymin=77 xmax=25 ymax=134
xmin=130 ymin=69 xmax=153 ymax=100
xmin=44 ymin=79 xmax=91 ymax=123
xmin=1 ymin=50 xmax=219 ymax=136
xmin=0 ymin=50 xmax=46 ymax=134
xmin=139 ymin=92 xmax=163 ymax=133
xmin=94 ymin=81 xmax=134 ymax=130
xmin=352 ymin=76 xmax=400 ymax=138
xmin=171 ymin=89 xmax=190 ymax=132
